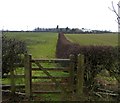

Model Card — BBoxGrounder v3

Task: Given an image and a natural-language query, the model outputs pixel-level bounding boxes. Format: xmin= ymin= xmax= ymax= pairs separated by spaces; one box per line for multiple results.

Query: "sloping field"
xmin=65 ymin=33 xmax=118 ymax=46
xmin=5 ymin=32 xmax=58 ymax=58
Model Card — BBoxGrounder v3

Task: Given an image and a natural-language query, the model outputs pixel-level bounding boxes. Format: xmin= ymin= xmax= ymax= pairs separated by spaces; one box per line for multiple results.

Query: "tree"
xmin=109 ymin=1 xmax=120 ymax=100
xmin=66 ymin=27 xmax=69 ymax=32
xmin=108 ymin=1 xmax=120 ymax=25
xmin=56 ymin=25 xmax=59 ymax=29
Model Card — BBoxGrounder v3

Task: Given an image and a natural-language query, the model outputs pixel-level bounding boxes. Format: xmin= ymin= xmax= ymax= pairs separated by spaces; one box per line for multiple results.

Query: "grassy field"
xmin=65 ymin=33 xmax=118 ymax=46
xmin=3 ymin=32 xmax=62 ymax=80
xmin=5 ymin=32 xmax=118 ymax=58
xmin=5 ymin=32 xmax=58 ymax=58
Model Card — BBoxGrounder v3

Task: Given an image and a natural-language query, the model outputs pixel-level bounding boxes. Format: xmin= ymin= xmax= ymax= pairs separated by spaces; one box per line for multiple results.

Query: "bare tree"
xmin=109 ymin=1 xmax=120 ymax=101
xmin=108 ymin=1 xmax=120 ymax=25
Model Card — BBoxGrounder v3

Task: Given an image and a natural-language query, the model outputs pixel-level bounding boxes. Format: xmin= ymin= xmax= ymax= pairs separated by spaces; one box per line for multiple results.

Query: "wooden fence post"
xmin=24 ymin=54 xmax=32 ymax=98
xmin=76 ymin=54 xmax=84 ymax=96
xmin=10 ymin=67 xmax=15 ymax=94
xmin=69 ymin=54 xmax=75 ymax=93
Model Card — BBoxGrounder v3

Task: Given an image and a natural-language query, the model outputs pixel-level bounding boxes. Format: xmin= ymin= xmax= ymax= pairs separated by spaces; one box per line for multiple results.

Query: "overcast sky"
xmin=0 ymin=0 xmax=120 ymax=31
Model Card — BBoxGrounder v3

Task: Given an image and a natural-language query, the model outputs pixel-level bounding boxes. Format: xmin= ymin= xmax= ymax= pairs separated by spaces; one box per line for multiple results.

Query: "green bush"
xmin=2 ymin=35 xmax=27 ymax=75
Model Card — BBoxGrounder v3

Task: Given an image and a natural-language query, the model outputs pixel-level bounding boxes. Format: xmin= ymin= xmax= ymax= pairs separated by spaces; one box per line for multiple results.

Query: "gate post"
xmin=24 ymin=54 xmax=32 ymax=98
xmin=10 ymin=67 xmax=15 ymax=94
xmin=69 ymin=54 xmax=75 ymax=93
xmin=76 ymin=54 xmax=84 ymax=96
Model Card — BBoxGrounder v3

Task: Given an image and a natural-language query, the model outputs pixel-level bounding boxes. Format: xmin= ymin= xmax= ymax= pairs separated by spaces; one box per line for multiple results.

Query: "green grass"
xmin=5 ymin=32 xmax=58 ymax=58
xmin=65 ymin=33 xmax=118 ymax=46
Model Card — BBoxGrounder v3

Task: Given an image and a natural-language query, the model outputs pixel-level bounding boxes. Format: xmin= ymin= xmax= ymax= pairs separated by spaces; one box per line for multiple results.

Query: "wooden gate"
xmin=24 ymin=54 xmax=84 ymax=98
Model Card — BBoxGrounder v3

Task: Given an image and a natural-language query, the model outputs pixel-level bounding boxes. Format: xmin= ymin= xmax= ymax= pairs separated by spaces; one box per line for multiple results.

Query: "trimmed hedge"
xmin=56 ymin=33 xmax=119 ymax=89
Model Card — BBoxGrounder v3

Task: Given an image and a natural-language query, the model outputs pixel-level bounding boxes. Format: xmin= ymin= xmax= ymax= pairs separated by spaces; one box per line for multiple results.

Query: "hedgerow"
xmin=56 ymin=33 xmax=119 ymax=90
xmin=2 ymin=34 xmax=27 ymax=75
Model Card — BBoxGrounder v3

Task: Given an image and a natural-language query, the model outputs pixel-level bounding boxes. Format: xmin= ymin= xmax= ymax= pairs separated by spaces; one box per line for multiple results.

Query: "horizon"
xmin=1 ymin=26 xmax=114 ymax=32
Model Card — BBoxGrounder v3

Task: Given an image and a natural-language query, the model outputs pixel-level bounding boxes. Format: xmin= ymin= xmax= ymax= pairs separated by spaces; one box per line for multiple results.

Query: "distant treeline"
xmin=33 ymin=27 xmax=112 ymax=34
xmin=2 ymin=27 xmax=114 ymax=34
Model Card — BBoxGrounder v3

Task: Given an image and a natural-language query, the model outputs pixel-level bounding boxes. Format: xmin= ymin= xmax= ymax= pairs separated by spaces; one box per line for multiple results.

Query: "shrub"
xmin=2 ymin=35 xmax=27 ymax=75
